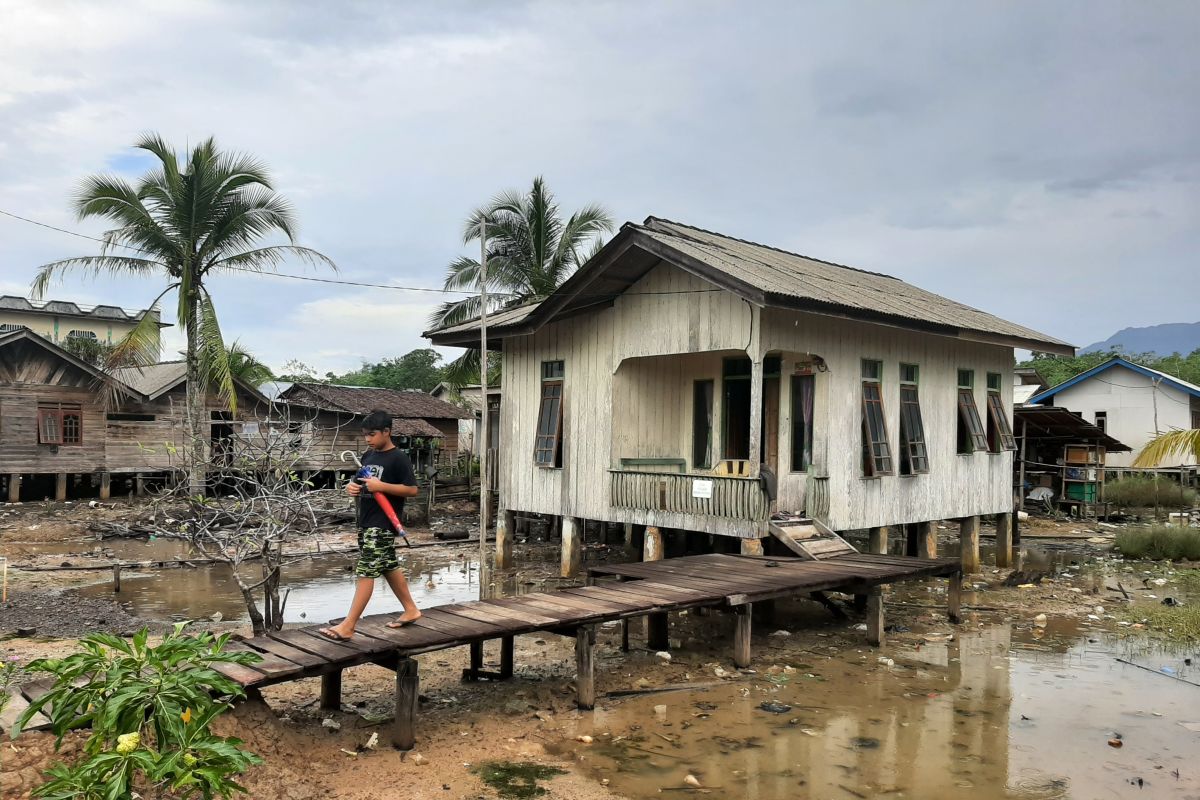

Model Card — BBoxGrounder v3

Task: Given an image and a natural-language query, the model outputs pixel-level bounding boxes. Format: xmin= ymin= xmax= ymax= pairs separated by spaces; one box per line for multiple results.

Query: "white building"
xmin=1028 ymin=357 xmax=1200 ymax=468
xmin=429 ymin=217 xmax=1072 ymax=547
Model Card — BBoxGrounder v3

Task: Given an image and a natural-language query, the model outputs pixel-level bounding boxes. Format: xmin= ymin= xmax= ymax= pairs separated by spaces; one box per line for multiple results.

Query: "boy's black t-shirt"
xmin=357 ymin=447 xmax=417 ymax=531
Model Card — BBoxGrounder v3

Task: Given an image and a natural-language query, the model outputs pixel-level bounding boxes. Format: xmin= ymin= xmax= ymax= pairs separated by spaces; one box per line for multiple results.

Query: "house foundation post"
xmin=623 ymin=522 xmax=635 ymax=558
xmin=867 ymin=526 xmax=888 ymax=555
xmin=496 ymin=509 xmax=515 ymax=570
xmin=739 ymin=538 xmax=764 ymax=556
xmin=995 ymin=512 xmax=1013 ymax=568
xmin=55 ymin=473 xmax=67 ymax=502
xmin=959 ymin=516 xmax=981 ymax=574
xmin=917 ymin=521 xmax=937 ymax=559
xmin=135 ymin=473 xmax=146 ymax=497
xmin=575 ymin=625 xmax=596 ymax=710
xmin=733 ymin=604 xmax=753 ymax=668
xmin=99 ymin=472 xmax=111 ymax=501
xmin=643 ymin=526 xmax=668 ymax=650
xmin=7 ymin=475 xmax=19 ymax=504
xmin=392 ymin=658 xmax=419 ymax=751
xmin=560 ymin=516 xmax=582 ymax=578
xmin=866 ymin=587 xmax=885 ymax=646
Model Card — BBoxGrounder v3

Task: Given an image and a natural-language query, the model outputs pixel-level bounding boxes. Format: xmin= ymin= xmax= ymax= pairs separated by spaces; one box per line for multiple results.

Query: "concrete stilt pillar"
xmin=868 ymin=526 xmax=889 ymax=555
xmin=99 ymin=472 xmax=111 ymax=501
xmin=7 ymin=475 xmax=20 ymax=503
xmin=959 ymin=516 xmax=981 ymax=574
xmin=560 ymin=517 xmax=582 ymax=577
xmin=917 ymin=521 xmax=938 ymax=559
xmin=55 ymin=473 xmax=67 ymax=502
xmin=739 ymin=538 xmax=764 ymax=556
xmin=496 ymin=509 xmax=515 ymax=570
xmin=994 ymin=513 xmax=1013 ymax=569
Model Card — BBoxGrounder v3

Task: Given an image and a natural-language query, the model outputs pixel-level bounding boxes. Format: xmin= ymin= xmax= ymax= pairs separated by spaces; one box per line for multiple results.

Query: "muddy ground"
xmin=0 ymin=499 xmax=1197 ymax=799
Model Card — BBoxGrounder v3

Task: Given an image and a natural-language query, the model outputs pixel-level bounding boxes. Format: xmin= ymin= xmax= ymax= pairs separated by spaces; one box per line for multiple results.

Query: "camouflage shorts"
xmin=356 ymin=527 xmax=401 ymax=579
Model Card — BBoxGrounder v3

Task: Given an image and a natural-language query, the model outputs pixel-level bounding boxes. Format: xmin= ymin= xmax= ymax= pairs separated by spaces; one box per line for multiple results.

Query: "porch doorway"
xmin=720 ymin=355 xmax=781 ymax=473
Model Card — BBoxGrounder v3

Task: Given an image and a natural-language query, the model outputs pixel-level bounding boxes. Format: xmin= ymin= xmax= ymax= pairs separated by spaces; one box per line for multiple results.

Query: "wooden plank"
xmin=499 ymin=595 xmax=615 ymax=622
xmin=223 ymin=642 xmax=305 ymax=679
xmin=268 ymin=629 xmax=362 ymax=661
xmin=573 ymin=581 xmax=712 ymax=608
xmin=483 ymin=595 xmax=580 ymax=622
xmin=211 ymin=660 xmax=271 ymax=688
xmin=354 ymin=618 xmax=453 ymax=649
xmin=411 ymin=609 xmax=510 ymax=638
xmin=560 ymin=584 xmax=694 ymax=611
xmin=435 ymin=605 xmax=529 ymax=632
xmin=296 ymin=627 xmax=382 ymax=656
xmin=237 ymin=636 xmax=327 ymax=669
xmin=441 ymin=601 xmax=560 ymax=629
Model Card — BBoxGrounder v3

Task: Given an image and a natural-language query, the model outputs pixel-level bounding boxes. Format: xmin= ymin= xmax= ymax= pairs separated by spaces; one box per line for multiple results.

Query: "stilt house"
xmin=427 ymin=217 xmax=1073 ymax=556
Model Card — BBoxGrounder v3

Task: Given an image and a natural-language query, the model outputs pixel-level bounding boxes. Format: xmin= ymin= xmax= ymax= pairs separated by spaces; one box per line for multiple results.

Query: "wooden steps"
xmin=767 ymin=515 xmax=858 ymax=560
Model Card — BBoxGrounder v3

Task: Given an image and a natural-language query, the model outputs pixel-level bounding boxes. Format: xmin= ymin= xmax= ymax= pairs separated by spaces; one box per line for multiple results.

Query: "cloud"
xmin=0 ymin=0 xmax=1197 ymax=364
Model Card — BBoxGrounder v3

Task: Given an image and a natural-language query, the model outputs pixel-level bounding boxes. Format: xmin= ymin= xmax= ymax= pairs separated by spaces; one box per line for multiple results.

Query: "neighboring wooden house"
xmin=430 ymin=382 xmax=502 ymax=457
xmin=428 ymin=217 xmax=1073 ymax=571
xmin=0 ymin=330 xmax=289 ymax=501
xmin=1028 ymin=357 xmax=1200 ymax=468
xmin=277 ymin=382 xmax=471 ymax=472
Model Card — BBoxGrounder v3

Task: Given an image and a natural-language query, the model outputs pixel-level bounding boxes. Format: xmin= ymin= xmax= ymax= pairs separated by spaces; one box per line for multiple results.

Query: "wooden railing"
xmin=609 ymin=469 xmax=770 ymax=522
xmin=805 ymin=473 xmax=830 ymax=521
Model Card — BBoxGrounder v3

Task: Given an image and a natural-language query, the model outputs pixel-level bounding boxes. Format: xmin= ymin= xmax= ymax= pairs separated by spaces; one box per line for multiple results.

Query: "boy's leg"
xmin=320 ymin=578 xmax=374 ymax=639
xmin=383 ymin=568 xmax=422 ymax=626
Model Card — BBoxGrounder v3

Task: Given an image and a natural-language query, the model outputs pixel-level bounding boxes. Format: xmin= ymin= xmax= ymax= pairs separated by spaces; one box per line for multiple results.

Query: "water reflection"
xmin=78 ymin=552 xmax=486 ymax=624
xmin=569 ymin=623 xmax=1199 ymax=799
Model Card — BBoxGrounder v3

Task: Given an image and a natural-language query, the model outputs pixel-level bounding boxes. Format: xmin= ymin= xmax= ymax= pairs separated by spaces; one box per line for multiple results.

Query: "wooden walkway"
xmin=5 ymin=553 xmax=960 ymax=749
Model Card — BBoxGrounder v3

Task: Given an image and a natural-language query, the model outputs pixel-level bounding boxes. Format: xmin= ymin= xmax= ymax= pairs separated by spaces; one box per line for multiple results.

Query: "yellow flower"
xmin=181 ymin=708 xmax=192 ymax=724
xmin=182 ymin=753 xmax=197 ymax=768
xmin=116 ymin=731 xmax=140 ymax=755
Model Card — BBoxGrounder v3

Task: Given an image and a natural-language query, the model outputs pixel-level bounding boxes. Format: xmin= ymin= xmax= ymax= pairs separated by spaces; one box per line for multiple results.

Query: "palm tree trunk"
xmin=185 ymin=293 xmax=206 ymax=495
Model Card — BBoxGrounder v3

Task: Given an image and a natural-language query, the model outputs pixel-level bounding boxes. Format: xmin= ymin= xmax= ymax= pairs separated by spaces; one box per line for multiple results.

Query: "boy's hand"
xmin=361 ymin=477 xmax=386 ymax=494
xmin=346 ymin=481 xmax=362 ymax=497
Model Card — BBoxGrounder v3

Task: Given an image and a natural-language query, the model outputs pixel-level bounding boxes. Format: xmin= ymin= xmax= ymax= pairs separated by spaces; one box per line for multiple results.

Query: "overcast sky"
xmin=1 ymin=1 xmax=1197 ymax=375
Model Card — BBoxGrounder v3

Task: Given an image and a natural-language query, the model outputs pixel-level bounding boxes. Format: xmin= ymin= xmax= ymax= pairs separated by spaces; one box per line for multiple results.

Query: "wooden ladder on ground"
xmin=767 ymin=515 xmax=858 ymax=560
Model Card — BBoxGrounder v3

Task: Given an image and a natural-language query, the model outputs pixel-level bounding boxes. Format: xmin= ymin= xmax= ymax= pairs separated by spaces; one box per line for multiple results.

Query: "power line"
xmin=0 ymin=208 xmax=723 ymax=299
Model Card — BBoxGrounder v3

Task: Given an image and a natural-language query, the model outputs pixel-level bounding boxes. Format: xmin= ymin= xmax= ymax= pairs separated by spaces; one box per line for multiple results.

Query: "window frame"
xmin=985 ymin=389 xmax=1017 ymax=452
xmin=898 ymin=364 xmax=928 ymax=475
xmin=534 ymin=360 xmax=565 ymax=469
xmin=860 ymin=360 xmax=893 ymax=477
xmin=37 ymin=402 xmax=83 ymax=446
xmin=956 ymin=376 xmax=988 ymax=454
xmin=65 ymin=329 xmax=98 ymax=341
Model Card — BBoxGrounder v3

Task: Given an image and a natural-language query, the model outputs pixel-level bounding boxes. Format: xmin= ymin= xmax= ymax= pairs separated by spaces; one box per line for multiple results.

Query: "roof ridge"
xmin=641 ymin=216 xmax=902 ymax=282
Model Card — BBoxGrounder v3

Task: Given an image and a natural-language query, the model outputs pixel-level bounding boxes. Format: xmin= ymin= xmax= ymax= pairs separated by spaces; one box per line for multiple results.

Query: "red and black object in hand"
xmin=354 ymin=469 xmax=410 ymax=545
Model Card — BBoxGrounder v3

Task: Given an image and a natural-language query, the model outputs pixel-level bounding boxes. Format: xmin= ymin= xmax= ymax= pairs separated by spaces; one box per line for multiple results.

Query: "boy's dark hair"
xmin=361 ymin=409 xmax=393 ymax=432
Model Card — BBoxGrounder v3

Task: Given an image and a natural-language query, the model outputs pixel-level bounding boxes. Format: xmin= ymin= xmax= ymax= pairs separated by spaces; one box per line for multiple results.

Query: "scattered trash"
xmin=1179 ymin=722 xmax=1200 ymax=733
xmin=851 ymin=736 xmax=881 ymax=749
xmin=684 ymin=774 xmax=703 ymax=788
xmin=1152 ymin=578 xmax=1168 ymax=586
xmin=321 ymin=718 xmax=341 ymax=731
xmin=653 ymin=704 xmax=667 ymax=717
xmin=713 ymin=667 xmax=729 ymax=678
xmin=1161 ymin=597 xmax=1181 ymax=606
xmin=364 ymin=732 xmax=379 ymax=751
xmin=655 ymin=651 xmax=672 ymax=663
xmin=575 ymin=734 xmax=593 ymax=744
xmin=877 ymin=657 xmax=894 ymax=668
xmin=884 ymin=624 xmax=910 ymax=633
xmin=769 ymin=629 xmax=792 ymax=638
xmin=853 ymin=623 xmax=868 ymax=631
xmin=1108 ymin=738 xmax=1123 ymax=748
xmin=758 ymin=701 xmax=792 ymax=714
xmin=210 ymin=611 xmax=222 ymax=623
xmin=410 ymin=753 xmax=427 ymax=765
xmin=923 ymin=633 xmax=954 ymax=643
xmin=1033 ymin=614 xmax=1048 ymax=627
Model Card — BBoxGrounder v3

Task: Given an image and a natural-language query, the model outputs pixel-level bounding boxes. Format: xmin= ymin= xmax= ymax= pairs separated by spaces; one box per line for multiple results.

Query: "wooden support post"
xmin=575 ymin=626 xmax=596 ymax=710
xmin=959 ymin=516 xmax=981 ymax=574
xmin=948 ymin=571 xmax=963 ymax=624
xmin=99 ymin=472 xmax=111 ymax=501
xmin=917 ymin=521 xmax=937 ymax=559
xmin=465 ymin=641 xmax=484 ymax=681
xmin=1012 ymin=504 xmax=1021 ymax=548
xmin=746 ymin=304 xmax=764 ymax=478
xmin=867 ymin=526 xmax=888 ymax=555
xmin=739 ymin=538 xmax=764 ymax=556
xmin=620 ymin=618 xmax=630 ymax=652
xmin=623 ymin=522 xmax=635 ymax=558
xmin=643 ymin=526 xmax=668 ymax=649
xmin=500 ymin=635 xmax=514 ymax=679
xmin=734 ymin=604 xmax=752 ymax=668
xmin=393 ymin=658 xmax=419 ymax=751
xmin=112 ymin=563 xmax=121 ymax=593
xmin=995 ymin=512 xmax=1013 ymax=568
xmin=866 ymin=587 xmax=884 ymax=647
xmin=320 ymin=670 xmax=342 ymax=711
xmin=496 ymin=510 xmax=515 ymax=570
xmin=55 ymin=473 xmax=67 ymax=502
xmin=560 ymin=516 xmax=582 ymax=577
xmin=135 ymin=473 xmax=146 ymax=497
xmin=1018 ymin=419 xmax=1028 ymax=510
xmin=7 ymin=475 xmax=19 ymax=504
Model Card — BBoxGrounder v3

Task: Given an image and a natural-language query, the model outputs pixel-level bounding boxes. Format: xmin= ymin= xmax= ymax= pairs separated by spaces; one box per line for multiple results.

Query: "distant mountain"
xmin=1081 ymin=322 xmax=1200 ymax=356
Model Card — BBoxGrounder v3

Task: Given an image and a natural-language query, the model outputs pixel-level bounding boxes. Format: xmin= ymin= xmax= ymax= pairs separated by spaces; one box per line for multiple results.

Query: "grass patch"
xmin=1114 ymin=526 xmax=1200 ymax=561
xmin=1119 ymin=605 xmax=1200 ymax=643
xmin=1176 ymin=569 xmax=1200 ymax=596
xmin=1105 ymin=476 xmax=1199 ymax=509
xmin=473 ymin=761 xmax=566 ymax=799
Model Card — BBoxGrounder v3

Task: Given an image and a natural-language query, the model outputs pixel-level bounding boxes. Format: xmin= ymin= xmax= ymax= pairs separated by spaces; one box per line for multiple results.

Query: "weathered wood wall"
xmin=498 ymin=260 xmax=1014 ymax=534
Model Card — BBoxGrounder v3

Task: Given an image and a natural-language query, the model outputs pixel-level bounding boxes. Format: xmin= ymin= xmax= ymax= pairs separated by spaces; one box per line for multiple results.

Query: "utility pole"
xmin=478 ymin=220 xmax=490 ymax=590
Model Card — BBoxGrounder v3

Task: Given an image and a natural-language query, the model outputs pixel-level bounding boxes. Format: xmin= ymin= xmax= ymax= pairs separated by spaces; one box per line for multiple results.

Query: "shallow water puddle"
xmin=78 ymin=552 xmax=484 ymax=624
xmin=565 ymin=623 xmax=1200 ymax=799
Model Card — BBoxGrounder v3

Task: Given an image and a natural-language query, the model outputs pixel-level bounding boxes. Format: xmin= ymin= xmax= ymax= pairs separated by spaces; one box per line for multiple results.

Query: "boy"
xmin=320 ymin=409 xmax=422 ymax=640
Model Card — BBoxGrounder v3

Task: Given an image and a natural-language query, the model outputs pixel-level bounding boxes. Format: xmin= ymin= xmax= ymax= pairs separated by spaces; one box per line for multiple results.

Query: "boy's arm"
xmin=366 ymin=455 xmax=419 ymax=498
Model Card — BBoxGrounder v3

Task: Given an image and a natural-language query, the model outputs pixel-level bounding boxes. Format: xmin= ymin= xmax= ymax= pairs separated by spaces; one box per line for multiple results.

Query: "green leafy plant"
xmin=18 ymin=624 xmax=263 ymax=799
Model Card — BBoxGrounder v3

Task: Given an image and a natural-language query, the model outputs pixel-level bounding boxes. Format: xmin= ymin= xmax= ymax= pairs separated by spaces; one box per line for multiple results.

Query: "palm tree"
xmin=430 ymin=177 xmax=613 ymax=386
xmin=31 ymin=133 xmax=334 ymax=491
xmin=1132 ymin=428 xmax=1200 ymax=467
xmin=227 ymin=341 xmax=274 ymax=387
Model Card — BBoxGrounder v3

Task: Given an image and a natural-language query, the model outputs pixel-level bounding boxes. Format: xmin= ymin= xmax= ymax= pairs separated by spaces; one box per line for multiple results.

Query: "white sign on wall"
xmin=241 ymin=422 xmax=260 ymax=435
xmin=692 ymin=479 xmax=713 ymax=499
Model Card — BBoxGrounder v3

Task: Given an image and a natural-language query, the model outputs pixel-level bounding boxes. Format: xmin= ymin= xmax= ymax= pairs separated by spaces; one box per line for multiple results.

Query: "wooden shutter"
xmin=957 ymin=388 xmax=988 ymax=452
xmin=861 ymin=382 xmax=893 ymax=476
xmin=899 ymin=385 xmax=929 ymax=473
xmin=986 ymin=393 xmax=1016 ymax=451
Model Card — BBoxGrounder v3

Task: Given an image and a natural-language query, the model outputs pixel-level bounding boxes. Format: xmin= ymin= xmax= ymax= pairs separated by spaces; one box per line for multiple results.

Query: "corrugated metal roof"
xmin=0 ymin=295 xmax=165 ymax=324
xmin=431 ymin=300 xmax=540 ymax=338
xmin=113 ymin=362 xmax=187 ymax=398
xmin=634 ymin=218 xmax=1072 ymax=350
xmin=280 ymin=383 xmax=472 ymax=420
